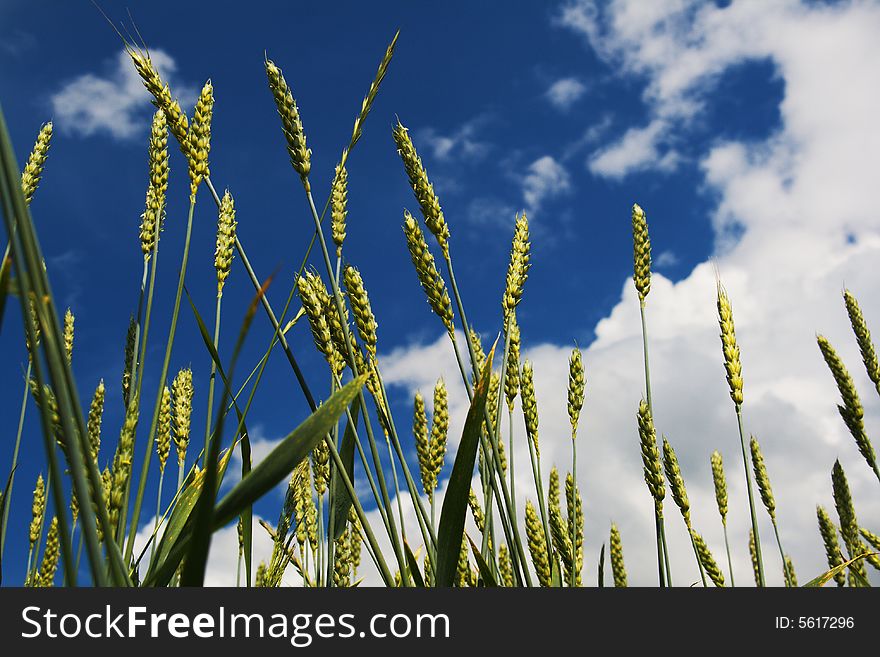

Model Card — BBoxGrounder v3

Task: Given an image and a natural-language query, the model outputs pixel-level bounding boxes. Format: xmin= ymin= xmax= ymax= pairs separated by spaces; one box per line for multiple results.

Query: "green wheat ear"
xmin=609 ymin=523 xmax=627 ymax=587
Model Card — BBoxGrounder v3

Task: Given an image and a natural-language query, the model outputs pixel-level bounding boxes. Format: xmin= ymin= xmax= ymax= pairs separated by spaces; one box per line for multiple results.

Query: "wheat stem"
xmin=0 ymin=361 xmax=31 ymax=559
xmin=204 ymin=293 xmax=223 ymax=460
xmin=723 ymin=524 xmax=735 ymax=587
xmin=737 ymin=408 xmax=765 ymax=586
xmin=125 ymin=198 xmax=196 ymax=561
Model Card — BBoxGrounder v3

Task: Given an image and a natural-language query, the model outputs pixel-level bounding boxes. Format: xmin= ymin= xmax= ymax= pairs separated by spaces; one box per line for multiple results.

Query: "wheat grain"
xmin=662 ymin=436 xmax=689 ymax=526
xmin=331 ymin=164 xmax=348 ymax=257
xmin=214 ymin=190 xmax=237 ymax=294
xmin=413 ymin=391 xmax=431 ymax=496
xmin=187 ymin=81 xmax=213 ymax=197
xmin=525 ymin=500 xmax=551 ymax=587
xmin=817 ymin=505 xmax=846 ymax=587
xmin=172 ymin=367 xmax=194 ymax=469
xmin=717 ymin=283 xmax=744 ymax=407
xmin=817 ymin=335 xmax=877 ymax=474
xmin=505 ymin=316 xmax=521 ymax=410
xmin=298 ymin=271 xmax=340 ymax=374
xmin=844 ymin=289 xmax=880 ymax=393
xmin=156 ymin=385 xmax=172 ymax=473
xmin=140 ymin=110 xmax=168 ymax=257
xmin=831 ymin=460 xmax=869 ymax=582
xmin=35 ymin=516 xmax=59 ymax=587
xmin=265 ymin=58 xmax=311 ymax=190
xmin=343 ymin=265 xmax=378 ymax=363
xmin=710 ymin=450 xmax=728 ymax=525
xmin=691 ymin=530 xmax=725 ymax=587
xmin=631 ymin=203 xmax=651 ymax=305
xmin=610 ymin=523 xmax=627 ymax=587
xmin=20 ymin=122 xmax=52 ymax=205
xmin=403 ymin=210 xmax=454 ymax=334
xmin=28 ymin=474 xmax=45 ymax=548
xmin=749 ymin=436 xmax=776 ymax=521
xmin=429 ymin=378 xmax=449 ymax=491
xmin=637 ymin=400 xmax=664 ymax=512
xmin=502 ymin=212 xmax=530 ymax=324
xmin=87 ymin=380 xmax=105 ymax=464
xmin=498 ymin=544 xmax=514 ymax=587
xmin=312 ymin=439 xmax=330 ymax=496
xmin=63 ymin=308 xmax=74 ymax=365
xmin=748 ymin=529 xmax=760 ymax=586
xmin=521 ymin=361 xmax=540 ymax=458
xmin=393 ymin=120 xmax=449 ymax=257
xmin=110 ymin=399 xmax=139 ymax=532
xmin=784 ymin=556 xmax=797 ymax=587
xmin=568 ymin=347 xmax=585 ymax=441
xmin=128 ymin=49 xmax=190 ymax=154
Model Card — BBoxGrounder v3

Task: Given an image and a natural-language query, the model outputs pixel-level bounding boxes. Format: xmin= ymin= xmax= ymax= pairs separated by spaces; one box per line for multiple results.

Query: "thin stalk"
xmin=736 ymin=408 xmax=765 ymax=586
xmin=128 ymin=257 xmax=149 ymax=397
xmin=236 ymin=549 xmax=242 ymax=587
xmin=640 ymin=300 xmax=670 ymax=587
xmin=660 ymin=515 xmax=672 ymax=587
xmin=25 ymin=547 xmax=34 ymax=584
xmin=723 ymin=523 xmax=735 ymax=586
xmin=772 ymin=521 xmax=790 ymax=587
xmin=204 ymin=293 xmax=223 ymax=462
xmin=688 ymin=531 xmax=708 ymax=587
xmin=640 ymin=303 xmax=652 ymax=412
xmin=0 ymin=360 xmax=31 ymax=559
xmin=316 ymin=493 xmax=324 ymax=587
xmin=654 ymin=512 xmax=666 ymax=587
xmin=527 ymin=438 xmax=553 ymax=561
xmin=122 ymin=203 xmax=165 ymax=563
xmin=151 ymin=469 xmax=164 ymax=562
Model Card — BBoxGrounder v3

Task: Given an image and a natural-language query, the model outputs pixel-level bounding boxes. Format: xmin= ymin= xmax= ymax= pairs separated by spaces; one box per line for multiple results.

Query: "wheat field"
xmin=0 ymin=24 xmax=878 ymax=589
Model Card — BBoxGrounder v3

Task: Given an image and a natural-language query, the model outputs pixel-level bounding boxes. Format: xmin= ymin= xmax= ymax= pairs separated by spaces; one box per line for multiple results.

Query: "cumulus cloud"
xmin=50 ymin=49 xmax=196 ymax=140
xmin=347 ymin=0 xmax=880 ymax=586
xmin=588 ymin=119 xmax=679 ymax=178
xmin=546 ymin=77 xmax=587 ymax=110
xmin=522 ymin=155 xmax=571 ymax=212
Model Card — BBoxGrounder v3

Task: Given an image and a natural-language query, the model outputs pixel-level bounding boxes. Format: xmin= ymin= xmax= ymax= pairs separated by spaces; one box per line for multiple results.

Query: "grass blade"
xmin=435 ymin=341 xmax=495 ymax=587
xmin=598 ymin=543 xmax=605 ymax=588
xmin=803 ymin=552 xmax=877 ymax=587
xmin=214 ymin=375 xmax=366 ymax=528
xmin=0 ymin=254 xmax=11 ymax=333
xmin=403 ymin=540 xmax=425 ymax=587
xmin=467 ymin=534 xmax=498 ymax=587
xmin=0 ymin=466 xmax=15 ymax=585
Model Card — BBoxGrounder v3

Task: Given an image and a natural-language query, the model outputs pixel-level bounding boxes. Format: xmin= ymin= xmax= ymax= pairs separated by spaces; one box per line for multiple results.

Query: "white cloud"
xmin=522 ymin=155 xmax=571 ymax=212
xmin=546 ymin=77 xmax=587 ymax=110
xmin=420 ymin=116 xmax=491 ymax=163
xmin=588 ymin=119 xmax=679 ymax=178
xmin=50 ymin=49 xmax=196 ymax=140
xmin=654 ymin=250 xmax=678 ymax=268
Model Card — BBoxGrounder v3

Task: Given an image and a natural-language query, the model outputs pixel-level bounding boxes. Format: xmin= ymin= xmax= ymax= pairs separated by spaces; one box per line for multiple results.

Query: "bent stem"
xmin=772 ymin=520 xmax=791 ymax=586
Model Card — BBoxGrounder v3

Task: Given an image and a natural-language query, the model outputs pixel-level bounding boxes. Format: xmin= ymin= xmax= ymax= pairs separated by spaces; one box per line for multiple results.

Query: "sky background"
xmin=1 ymin=0 xmax=879 ymax=586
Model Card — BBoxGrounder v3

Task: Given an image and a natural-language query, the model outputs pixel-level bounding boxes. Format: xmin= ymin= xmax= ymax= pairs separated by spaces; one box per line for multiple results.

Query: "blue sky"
xmin=2 ymin=0 xmax=879 ymax=586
